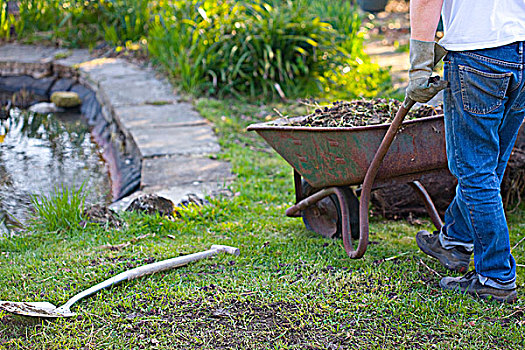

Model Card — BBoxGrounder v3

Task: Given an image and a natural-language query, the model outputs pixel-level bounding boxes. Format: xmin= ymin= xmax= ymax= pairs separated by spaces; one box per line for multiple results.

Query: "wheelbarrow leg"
xmin=408 ymin=181 xmax=444 ymax=232
xmin=293 ymin=169 xmax=304 ymax=208
xmin=285 ymin=186 xmax=363 ymax=256
xmin=353 ymin=98 xmax=417 ymax=259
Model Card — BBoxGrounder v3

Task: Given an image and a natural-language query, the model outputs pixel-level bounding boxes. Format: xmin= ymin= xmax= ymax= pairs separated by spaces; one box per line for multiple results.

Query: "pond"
xmin=0 ymin=90 xmax=112 ymax=233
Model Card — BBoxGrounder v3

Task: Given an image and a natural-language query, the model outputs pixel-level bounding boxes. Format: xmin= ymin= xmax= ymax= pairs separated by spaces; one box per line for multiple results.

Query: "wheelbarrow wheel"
xmin=301 ymin=181 xmax=360 ymax=240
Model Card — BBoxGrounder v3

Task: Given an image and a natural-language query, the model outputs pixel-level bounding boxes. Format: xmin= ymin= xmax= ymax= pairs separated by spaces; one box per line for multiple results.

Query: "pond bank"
xmin=0 ymin=44 xmax=233 ymax=210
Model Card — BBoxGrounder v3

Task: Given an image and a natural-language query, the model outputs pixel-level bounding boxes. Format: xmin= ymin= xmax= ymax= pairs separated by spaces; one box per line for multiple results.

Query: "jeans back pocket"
xmin=458 ymin=65 xmax=511 ymax=114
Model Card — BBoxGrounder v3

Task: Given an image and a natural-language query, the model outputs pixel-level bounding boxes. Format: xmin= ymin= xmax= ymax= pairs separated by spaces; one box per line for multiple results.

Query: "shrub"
xmin=149 ymin=0 xmax=340 ymax=98
xmin=14 ymin=0 xmax=102 ymax=47
xmin=148 ymin=0 xmax=388 ymax=100
xmin=99 ymin=0 xmax=153 ymax=45
xmin=9 ymin=0 xmax=151 ymax=47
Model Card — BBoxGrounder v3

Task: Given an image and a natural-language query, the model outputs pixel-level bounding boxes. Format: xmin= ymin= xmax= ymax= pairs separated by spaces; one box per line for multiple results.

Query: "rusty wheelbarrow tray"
xmin=247 ymin=99 xmax=447 ymax=259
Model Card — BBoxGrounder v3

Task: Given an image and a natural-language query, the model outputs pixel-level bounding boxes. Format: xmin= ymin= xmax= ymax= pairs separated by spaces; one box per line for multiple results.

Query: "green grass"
xmin=30 ymin=183 xmax=87 ymax=233
xmin=1 ymin=98 xmax=524 ymax=349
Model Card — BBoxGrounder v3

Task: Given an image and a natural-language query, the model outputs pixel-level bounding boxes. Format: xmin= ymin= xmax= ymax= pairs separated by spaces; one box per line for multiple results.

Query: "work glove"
xmin=406 ymin=39 xmax=448 ymax=103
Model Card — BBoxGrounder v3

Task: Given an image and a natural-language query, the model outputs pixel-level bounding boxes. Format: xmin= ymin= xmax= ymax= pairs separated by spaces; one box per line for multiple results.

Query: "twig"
xmin=511 ymin=236 xmax=525 ymax=251
xmin=419 ymin=258 xmax=442 ymax=277
xmin=517 ymin=264 xmax=525 ymax=268
xmin=298 ymin=99 xmax=321 ymax=108
xmin=384 ymin=251 xmax=410 ymax=261
xmin=36 ymin=276 xmax=54 ymax=283
xmin=273 ymin=83 xmax=287 ymax=101
xmin=272 ymin=107 xmax=285 ymax=118
xmin=499 ymin=307 xmax=525 ymax=319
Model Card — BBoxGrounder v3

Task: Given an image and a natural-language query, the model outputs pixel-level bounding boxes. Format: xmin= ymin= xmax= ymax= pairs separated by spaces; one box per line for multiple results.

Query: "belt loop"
xmin=520 ymin=42 xmax=524 ymax=64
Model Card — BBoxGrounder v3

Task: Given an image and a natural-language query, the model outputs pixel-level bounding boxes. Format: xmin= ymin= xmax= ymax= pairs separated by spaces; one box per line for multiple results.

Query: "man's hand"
xmin=406 ymin=39 xmax=448 ymax=103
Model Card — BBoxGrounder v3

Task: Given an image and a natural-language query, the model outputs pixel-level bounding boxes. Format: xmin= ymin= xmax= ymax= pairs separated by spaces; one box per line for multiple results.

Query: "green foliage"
xmin=303 ymin=0 xmax=391 ymax=99
xmin=30 ymin=184 xmax=87 ymax=232
xmin=7 ymin=0 xmax=151 ymax=47
xmin=13 ymin=0 xmax=101 ymax=47
xmin=148 ymin=0 xmax=388 ymax=100
xmin=147 ymin=0 xmax=209 ymax=94
xmin=4 ymin=0 xmax=390 ymax=100
xmin=99 ymin=0 xmax=152 ymax=45
xmin=0 ymin=1 xmax=14 ymax=39
xmin=150 ymin=0 xmax=339 ymax=98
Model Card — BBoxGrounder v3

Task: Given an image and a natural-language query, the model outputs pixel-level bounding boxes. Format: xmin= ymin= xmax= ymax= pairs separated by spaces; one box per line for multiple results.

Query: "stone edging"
xmin=0 ymin=44 xmax=233 ymax=210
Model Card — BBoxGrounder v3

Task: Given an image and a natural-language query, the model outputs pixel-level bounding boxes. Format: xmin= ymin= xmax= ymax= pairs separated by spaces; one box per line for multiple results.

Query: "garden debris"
xmin=99 ymin=233 xmax=155 ymax=251
xmin=126 ymin=194 xmax=174 ymax=217
xmin=211 ymin=308 xmax=231 ymax=318
xmin=284 ymin=99 xmax=442 ymax=128
xmin=418 ymin=258 xmax=442 ymax=278
xmin=80 ymin=204 xmax=122 ymax=229
xmin=178 ymin=193 xmax=209 ymax=208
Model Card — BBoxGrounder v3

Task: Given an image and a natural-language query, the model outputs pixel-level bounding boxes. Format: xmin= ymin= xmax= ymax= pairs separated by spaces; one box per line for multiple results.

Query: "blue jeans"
xmin=439 ymin=42 xmax=525 ymax=290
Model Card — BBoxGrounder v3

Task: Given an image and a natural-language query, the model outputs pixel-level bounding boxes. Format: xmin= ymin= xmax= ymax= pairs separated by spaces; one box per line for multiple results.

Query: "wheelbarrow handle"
xmin=347 ymin=97 xmax=416 ymax=258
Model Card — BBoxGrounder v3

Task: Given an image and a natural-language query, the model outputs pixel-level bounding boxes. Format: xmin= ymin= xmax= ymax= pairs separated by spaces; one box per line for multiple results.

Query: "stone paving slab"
xmin=54 ymin=48 xmax=91 ymax=66
xmin=113 ymin=103 xmax=205 ymax=130
xmin=141 ymin=155 xmax=233 ymax=188
xmin=131 ymin=124 xmax=221 ymax=158
xmin=96 ymin=76 xmax=176 ymax=107
xmin=0 ymin=44 xmax=90 ymax=78
xmin=78 ymin=58 xmax=150 ymax=81
xmin=0 ymin=43 xmax=58 ymax=63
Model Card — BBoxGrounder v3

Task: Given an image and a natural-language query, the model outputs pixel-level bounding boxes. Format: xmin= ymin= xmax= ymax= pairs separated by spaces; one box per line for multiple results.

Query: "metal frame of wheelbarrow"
xmin=249 ymin=98 xmax=446 ymax=259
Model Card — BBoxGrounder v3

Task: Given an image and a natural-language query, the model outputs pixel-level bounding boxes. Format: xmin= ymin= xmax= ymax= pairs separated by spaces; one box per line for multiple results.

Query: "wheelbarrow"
xmin=247 ymin=98 xmax=447 ymax=259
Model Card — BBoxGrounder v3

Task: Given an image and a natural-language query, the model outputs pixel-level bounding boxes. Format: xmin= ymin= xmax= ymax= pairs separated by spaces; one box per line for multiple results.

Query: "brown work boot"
xmin=440 ymin=270 xmax=517 ymax=303
xmin=416 ymin=230 xmax=471 ymax=272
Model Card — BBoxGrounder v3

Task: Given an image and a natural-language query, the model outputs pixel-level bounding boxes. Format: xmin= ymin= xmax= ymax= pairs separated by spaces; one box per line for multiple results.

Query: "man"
xmin=407 ymin=0 xmax=525 ymax=303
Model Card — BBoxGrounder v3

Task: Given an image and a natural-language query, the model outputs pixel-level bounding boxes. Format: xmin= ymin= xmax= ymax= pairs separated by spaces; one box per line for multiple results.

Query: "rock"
xmin=178 ymin=193 xmax=209 ymax=208
xmin=50 ymin=91 xmax=82 ymax=108
xmin=28 ymin=102 xmax=64 ymax=114
xmin=80 ymin=204 xmax=122 ymax=228
xmin=125 ymin=194 xmax=174 ymax=217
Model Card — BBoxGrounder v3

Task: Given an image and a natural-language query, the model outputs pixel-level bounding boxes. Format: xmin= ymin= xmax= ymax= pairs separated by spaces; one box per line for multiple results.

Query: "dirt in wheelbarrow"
xmin=285 ymin=99 xmax=443 ymax=128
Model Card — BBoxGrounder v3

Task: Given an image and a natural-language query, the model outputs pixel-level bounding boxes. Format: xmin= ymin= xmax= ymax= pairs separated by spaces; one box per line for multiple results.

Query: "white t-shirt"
xmin=439 ymin=0 xmax=525 ymax=51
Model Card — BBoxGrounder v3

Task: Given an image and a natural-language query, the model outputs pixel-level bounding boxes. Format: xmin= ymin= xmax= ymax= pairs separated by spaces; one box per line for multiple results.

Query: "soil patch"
xmin=284 ymin=99 xmax=442 ymax=128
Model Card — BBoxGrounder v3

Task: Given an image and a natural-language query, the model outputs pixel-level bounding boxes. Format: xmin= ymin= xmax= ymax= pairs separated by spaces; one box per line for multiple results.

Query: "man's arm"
xmin=410 ymin=0 xmax=444 ymax=41
xmin=406 ymin=0 xmax=447 ymax=103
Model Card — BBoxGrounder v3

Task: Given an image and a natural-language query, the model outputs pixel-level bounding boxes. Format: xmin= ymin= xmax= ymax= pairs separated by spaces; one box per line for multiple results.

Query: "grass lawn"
xmin=0 ymin=98 xmax=524 ymax=349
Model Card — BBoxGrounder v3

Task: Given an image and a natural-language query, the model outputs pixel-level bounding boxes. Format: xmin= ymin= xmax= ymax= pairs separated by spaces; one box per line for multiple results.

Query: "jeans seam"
xmin=509 ymin=69 xmax=522 ymax=93
xmin=461 ymin=51 xmax=523 ymax=69
xmin=451 ymin=62 xmax=487 ymax=269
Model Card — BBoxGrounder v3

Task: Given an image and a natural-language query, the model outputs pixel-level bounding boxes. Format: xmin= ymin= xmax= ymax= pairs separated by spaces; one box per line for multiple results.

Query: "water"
xmin=0 ymin=95 xmax=112 ymax=232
